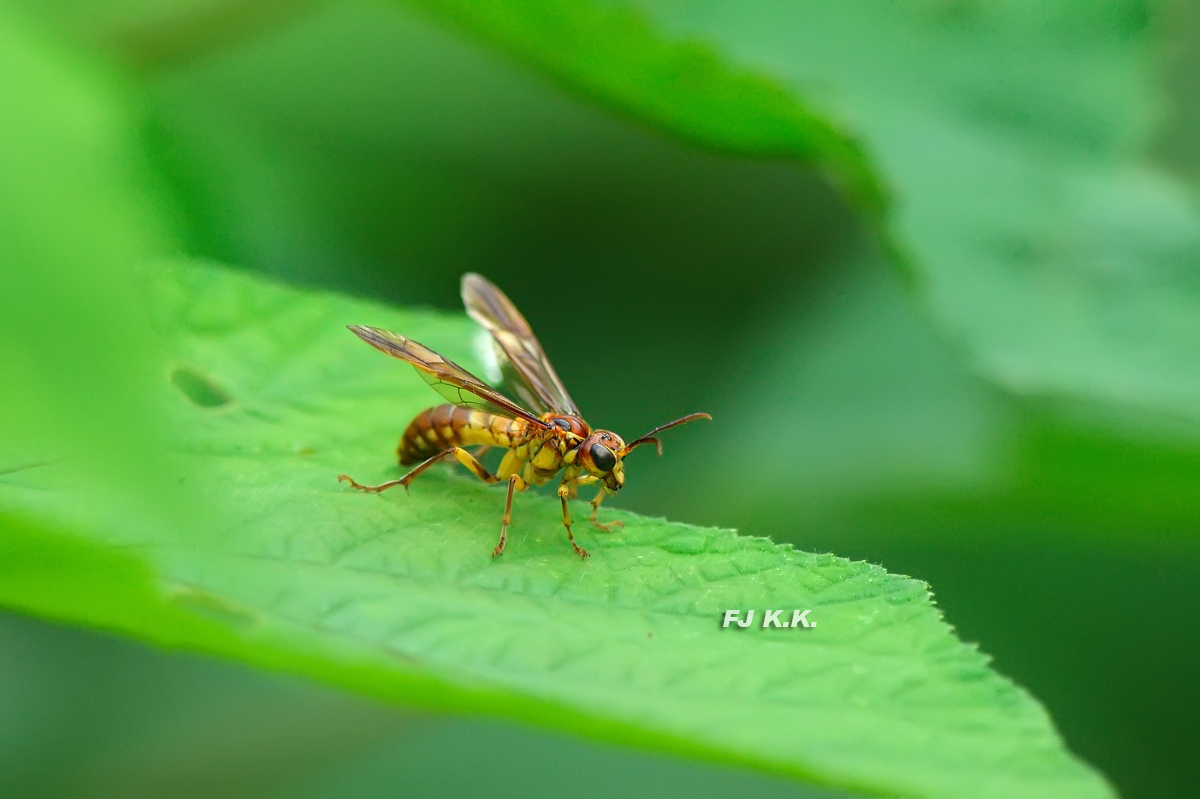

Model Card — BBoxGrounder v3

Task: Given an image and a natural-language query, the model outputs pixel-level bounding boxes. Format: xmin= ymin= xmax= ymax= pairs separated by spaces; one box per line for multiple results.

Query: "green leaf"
xmin=0 ymin=261 xmax=1111 ymax=799
xmin=398 ymin=0 xmax=1200 ymax=432
xmin=398 ymin=0 xmax=885 ymax=213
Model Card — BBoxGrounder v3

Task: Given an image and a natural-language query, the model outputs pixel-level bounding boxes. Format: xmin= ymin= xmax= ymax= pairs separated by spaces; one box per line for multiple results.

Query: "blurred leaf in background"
xmin=0 ymin=611 xmax=845 ymax=799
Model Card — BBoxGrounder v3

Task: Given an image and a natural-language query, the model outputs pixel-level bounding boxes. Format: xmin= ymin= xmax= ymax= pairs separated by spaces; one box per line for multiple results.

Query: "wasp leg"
xmin=589 ymin=487 xmax=623 ymax=532
xmin=495 ymin=473 xmax=528 ymax=558
xmin=557 ymin=482 xmax=590 ymax=559
xmin=339 ymin=446 xmax=499 ymax=494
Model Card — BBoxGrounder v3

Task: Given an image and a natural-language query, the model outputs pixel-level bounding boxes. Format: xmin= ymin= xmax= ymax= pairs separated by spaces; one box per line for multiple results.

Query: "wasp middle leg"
xmin=494 ymin=473 xmax=529 ymax=558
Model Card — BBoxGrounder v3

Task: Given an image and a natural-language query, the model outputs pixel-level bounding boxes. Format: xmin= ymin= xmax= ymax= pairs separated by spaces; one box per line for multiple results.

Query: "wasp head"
xmin=578 ymin=430 xmax=626 ymax=491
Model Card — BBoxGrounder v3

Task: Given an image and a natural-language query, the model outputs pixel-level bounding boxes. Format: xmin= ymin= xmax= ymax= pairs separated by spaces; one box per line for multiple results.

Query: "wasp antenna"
xmin=622 ymin=412 xmax=711 ymax=456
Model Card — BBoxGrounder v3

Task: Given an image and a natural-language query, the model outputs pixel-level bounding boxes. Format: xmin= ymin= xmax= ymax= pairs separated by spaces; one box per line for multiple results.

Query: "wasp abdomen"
xmin=398 ymin=404 xmax=525 ymax=464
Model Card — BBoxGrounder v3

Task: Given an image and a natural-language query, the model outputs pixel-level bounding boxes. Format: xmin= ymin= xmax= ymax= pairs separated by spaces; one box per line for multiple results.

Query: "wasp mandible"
xmin=338 ymin=273 xmax=710 ymax=559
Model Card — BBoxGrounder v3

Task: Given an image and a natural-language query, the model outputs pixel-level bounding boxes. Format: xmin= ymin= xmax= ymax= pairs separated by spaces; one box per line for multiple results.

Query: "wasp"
xmin=338 ymin=273 xmax=710 ymax=559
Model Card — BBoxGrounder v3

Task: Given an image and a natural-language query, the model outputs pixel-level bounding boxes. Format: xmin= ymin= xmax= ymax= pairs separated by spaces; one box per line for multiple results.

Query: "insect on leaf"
xmin=0 ymin=261 xmax=1113 ymax=799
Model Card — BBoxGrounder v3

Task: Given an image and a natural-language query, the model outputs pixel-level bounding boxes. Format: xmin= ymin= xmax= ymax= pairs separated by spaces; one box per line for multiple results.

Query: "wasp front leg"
xmin=589 ymin=486 xmax=623 ymax=532
xmin=556 ymin=481 xmax=590 ymax=559
xmin=570 ymin=475 xmax=623 ymax=532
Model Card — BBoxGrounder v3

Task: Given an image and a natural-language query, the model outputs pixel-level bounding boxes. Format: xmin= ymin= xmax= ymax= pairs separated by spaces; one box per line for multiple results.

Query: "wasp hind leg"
xmin=557 ymin=482 xmax=591 ymax=559
xmin=338 ymin=446 xmax=500 ymax=494
xmin=341 ymin=448 xmax=528 ymax=560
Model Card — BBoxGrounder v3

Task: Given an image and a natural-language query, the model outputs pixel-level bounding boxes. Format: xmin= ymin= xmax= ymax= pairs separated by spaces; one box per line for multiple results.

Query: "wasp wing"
xmin=347 ymin=325 xmax=544 ymax=426
xmin=461 ymin=273 xmax=580 ymax=416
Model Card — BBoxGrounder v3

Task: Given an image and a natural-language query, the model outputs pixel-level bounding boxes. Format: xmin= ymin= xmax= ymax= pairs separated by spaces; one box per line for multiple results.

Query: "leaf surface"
xmin=0 ymin=262 xmax=1112 ymax=799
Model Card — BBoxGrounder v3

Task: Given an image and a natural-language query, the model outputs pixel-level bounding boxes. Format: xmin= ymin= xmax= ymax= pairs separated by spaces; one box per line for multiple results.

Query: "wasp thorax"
xmin=544 ymin=414 xmax=589 ymax=439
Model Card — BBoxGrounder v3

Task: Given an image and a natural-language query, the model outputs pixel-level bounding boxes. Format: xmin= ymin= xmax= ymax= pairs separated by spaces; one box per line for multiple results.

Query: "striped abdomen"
xmin=399 ymin=404 xmax=526 ymax=464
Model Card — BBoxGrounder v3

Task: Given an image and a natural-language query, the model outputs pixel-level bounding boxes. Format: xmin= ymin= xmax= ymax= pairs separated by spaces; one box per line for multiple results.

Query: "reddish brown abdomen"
xmin=398 ymin=404 xmax=523 ymax=464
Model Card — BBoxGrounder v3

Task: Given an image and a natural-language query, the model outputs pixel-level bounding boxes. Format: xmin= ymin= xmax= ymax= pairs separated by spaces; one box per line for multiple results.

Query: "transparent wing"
xmin=461 ymin=273 xmax=580 ymax=416
xmin=347 ymin=325 xmax=544 ymax=426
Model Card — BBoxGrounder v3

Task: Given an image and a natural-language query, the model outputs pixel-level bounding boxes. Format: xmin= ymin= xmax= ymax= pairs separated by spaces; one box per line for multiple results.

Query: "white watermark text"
xmin=721 ymin=609 xmax=815 ymax=628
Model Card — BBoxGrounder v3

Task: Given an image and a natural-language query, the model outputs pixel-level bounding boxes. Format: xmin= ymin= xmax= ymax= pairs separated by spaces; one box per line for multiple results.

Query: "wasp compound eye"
xmin=590 ymin=443 xmax=617 ymax=472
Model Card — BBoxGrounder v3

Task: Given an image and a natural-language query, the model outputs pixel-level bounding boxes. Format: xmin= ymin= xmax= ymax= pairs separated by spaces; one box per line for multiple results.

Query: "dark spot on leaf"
xmin=171 ymin=367 xmax=233 ymax=408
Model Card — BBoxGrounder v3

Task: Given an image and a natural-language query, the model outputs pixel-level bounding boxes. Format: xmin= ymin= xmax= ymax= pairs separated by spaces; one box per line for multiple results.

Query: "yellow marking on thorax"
xmin=530 ymin=439 xmax=565 ymax=471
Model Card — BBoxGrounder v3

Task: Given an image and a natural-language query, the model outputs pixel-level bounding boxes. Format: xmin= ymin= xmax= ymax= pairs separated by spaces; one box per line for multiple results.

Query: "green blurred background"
xmin=2 ymin=1 xmax=1199 ymax=797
